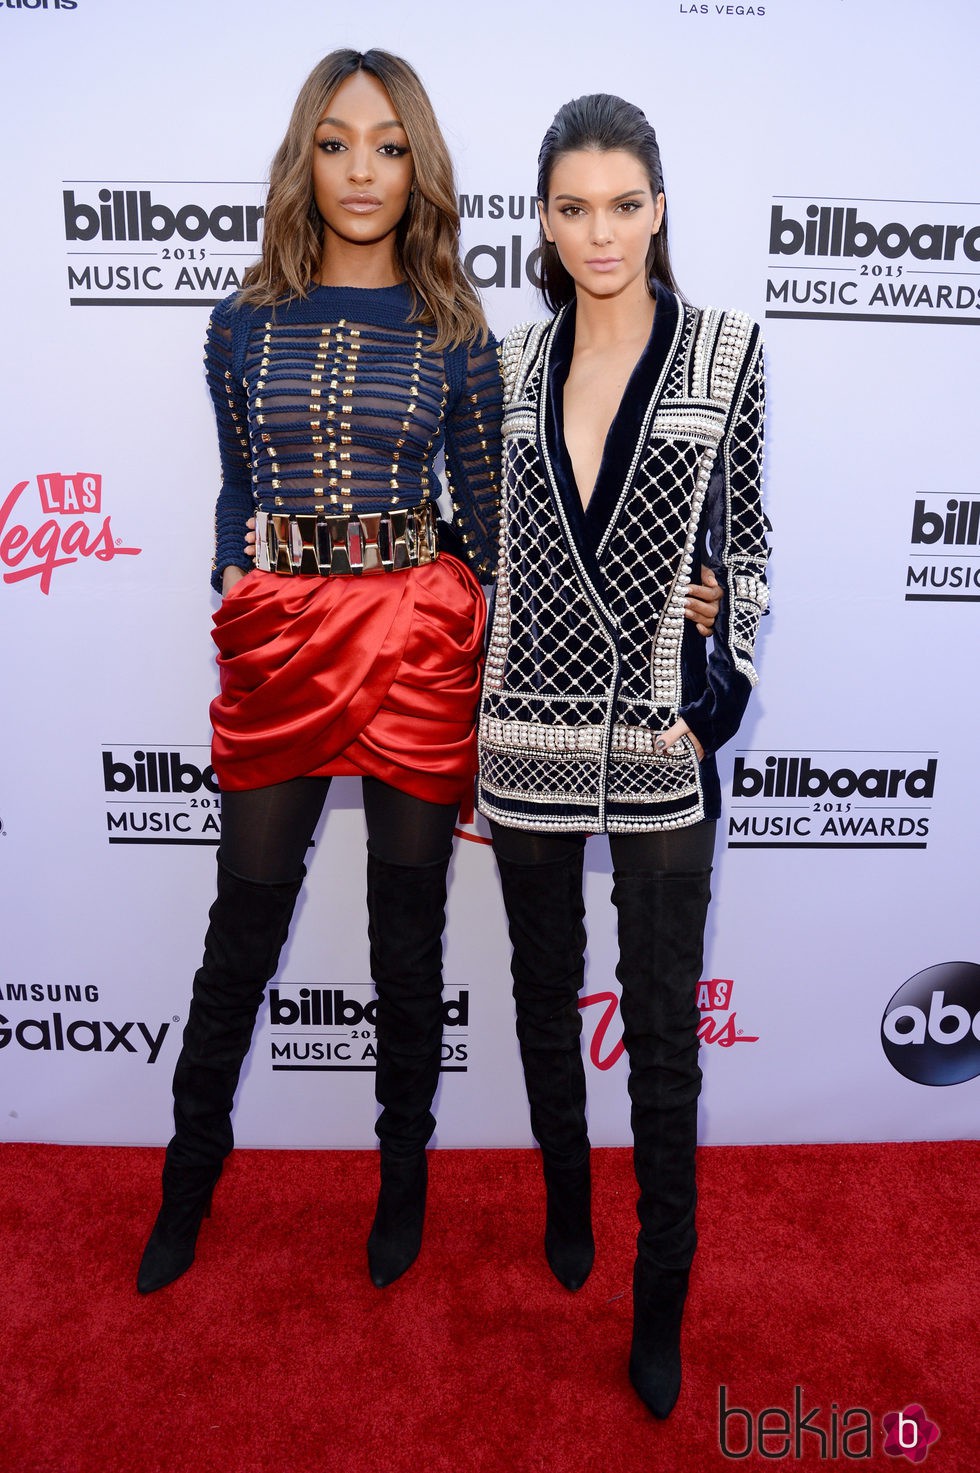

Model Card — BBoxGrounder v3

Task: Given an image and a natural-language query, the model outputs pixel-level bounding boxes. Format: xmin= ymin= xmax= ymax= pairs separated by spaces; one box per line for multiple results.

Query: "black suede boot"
xmin=365 ymin=853 xmax=449 ymax=1288
xmin=137 ymin=860 xmax=304 ymax=1295
xmin=542 ymin=1156 xmax=594 ymax=1292
xmin=629 ymin=1259 xmax=691 ymax=1419
xmin=367 ymin=1152 xmax=429 ymax=1289
xmin=495 ymin=847 xmax=594 ymax=1292
xmin=612 ymin=866 xmax=712 ymax=1417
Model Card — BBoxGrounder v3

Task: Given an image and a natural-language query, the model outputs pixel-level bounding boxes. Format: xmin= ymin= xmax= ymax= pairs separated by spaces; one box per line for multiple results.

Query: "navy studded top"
xmin=205 ymin=284 xmax=502 ymax=591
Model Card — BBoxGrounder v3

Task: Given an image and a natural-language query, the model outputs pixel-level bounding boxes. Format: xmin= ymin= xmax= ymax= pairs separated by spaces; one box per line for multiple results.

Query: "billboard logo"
xmin=64 ymin=188 xmax=263 ymax=245
xmin=268 ymin=986 xmax=470 ymax=1073
xmin=766 ymin=196 xmax=980 ymax=325
xmin=906 ymin=494 xmax=980 ymax=602
xmin=63 ymin=181 xmax=265 ymax=306
xmin=102 ymin=745 xmax=221 ymax=846
xmin=727 ymin=750 xmax=936 ymax=850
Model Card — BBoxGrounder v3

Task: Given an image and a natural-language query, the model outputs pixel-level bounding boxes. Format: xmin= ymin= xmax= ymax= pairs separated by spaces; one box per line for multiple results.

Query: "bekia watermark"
xmin=718 ymin=1387 xmax=940 ymax=1462
xmin=882 ymin=1405 xmax=940 ymax=1464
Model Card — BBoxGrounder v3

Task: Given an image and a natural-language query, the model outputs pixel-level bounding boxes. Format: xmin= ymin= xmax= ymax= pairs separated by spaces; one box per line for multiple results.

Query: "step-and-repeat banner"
xmin=2 ymin=0 xmax=977 ymax=1148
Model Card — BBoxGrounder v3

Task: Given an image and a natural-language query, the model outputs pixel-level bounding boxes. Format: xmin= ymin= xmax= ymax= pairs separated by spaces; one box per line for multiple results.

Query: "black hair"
xmin=536 ymin=93 xmax=680 ymax=311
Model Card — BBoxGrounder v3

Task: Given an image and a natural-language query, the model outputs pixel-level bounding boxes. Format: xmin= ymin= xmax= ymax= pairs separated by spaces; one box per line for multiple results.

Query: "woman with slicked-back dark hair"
xmin=534 ymin=92 xmax=681 ymax=311
xmin=479 ymin=92 xmax=770 ymax=1418
xmin=137 ymin=48 xmax=503 ymax=1298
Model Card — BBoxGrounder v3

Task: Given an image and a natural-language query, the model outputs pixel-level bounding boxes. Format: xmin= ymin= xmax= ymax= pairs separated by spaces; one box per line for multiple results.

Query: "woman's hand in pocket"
xmin=656 ymin=718 xmax=704 ymax=762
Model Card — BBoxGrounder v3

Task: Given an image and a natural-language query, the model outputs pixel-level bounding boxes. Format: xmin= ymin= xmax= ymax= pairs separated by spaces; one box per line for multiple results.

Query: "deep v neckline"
xmin=545 ymin=283 xmax=679 ymax=556
xmin=563 ymin=313 xmax=657 ymax=512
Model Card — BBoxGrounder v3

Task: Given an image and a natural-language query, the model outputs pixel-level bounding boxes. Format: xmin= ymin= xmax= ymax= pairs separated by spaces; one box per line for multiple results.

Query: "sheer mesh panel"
xmin=207 ymin=292 xmax=502 ymax=586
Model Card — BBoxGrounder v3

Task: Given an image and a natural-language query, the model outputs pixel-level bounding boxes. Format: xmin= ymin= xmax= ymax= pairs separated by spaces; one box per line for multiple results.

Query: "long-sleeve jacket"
xmin=477 ymin=284 xmax=769 ymax=833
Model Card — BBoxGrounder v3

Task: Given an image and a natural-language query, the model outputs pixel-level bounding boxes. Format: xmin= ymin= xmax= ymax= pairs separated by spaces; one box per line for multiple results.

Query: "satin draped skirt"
xmin=210 ymin=556 xmax=486 ymax=806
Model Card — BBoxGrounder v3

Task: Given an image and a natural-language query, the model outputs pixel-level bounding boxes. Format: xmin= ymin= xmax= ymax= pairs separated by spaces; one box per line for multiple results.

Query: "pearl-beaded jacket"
xmin=477 ymin=287 xmax=769 ymax=834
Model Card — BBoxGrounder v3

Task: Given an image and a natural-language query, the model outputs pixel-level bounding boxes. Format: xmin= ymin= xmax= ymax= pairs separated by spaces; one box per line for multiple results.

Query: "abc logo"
xmin=881 ymin=961 xmax=980 ymax=1086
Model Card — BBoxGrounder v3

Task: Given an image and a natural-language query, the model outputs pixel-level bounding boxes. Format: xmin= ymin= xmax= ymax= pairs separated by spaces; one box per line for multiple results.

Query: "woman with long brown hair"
xmin=138 ymin=50 xmax=723 ymax=1306
xmin=137 ymin=48 xmax=502 ymax=1296
xmin=480 ymin=93 xmax=769 ymax=1417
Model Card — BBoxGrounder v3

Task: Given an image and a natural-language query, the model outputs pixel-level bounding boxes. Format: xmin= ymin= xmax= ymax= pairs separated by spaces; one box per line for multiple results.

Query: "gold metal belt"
xmin=254 ymin=502 xmax=439 ymax=577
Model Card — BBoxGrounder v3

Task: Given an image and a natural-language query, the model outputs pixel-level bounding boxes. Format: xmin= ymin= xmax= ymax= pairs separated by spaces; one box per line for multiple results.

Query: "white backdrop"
xmin=2 ymin=0 xmax=978 ymax=1148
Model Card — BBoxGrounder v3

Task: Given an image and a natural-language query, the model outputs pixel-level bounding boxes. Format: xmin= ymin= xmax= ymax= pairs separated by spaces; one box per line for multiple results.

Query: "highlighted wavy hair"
xmin=241 ymin=48 xmax=487 ymax=349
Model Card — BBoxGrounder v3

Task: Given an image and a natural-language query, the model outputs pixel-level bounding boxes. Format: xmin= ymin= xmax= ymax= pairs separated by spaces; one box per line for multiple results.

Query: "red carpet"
xmin=1 ymin=1142 xmax=975 ymax=1472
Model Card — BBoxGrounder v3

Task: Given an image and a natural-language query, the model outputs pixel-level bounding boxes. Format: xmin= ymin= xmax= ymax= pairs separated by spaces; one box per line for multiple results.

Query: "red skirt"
xmin=210 ymin=556 xmax=486 ymax=808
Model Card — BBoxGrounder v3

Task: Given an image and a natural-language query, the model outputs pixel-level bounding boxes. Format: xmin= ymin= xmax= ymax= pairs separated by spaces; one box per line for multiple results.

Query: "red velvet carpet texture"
xmin=0 ymin=1141 xmax=975 ymax=1472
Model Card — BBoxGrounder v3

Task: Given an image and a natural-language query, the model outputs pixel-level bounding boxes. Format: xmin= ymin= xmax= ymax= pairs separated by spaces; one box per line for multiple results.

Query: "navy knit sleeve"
xmin=442 ymin=333 xmax=503 ymax=581
xmin=205 ymin=296 xmax=255 ymax=592
xmin=679 ymin=327 xmax=770 ymax=756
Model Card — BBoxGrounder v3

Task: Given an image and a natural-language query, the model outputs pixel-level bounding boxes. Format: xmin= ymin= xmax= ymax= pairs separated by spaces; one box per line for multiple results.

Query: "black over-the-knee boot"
xmin=137 ymin=859 xmax=304 ymax=1294
xmin=612 ymin=866 xmax=711 ymax=1418
xmin=495 ymin=847 xmax=595 ymax=1291
xmin=365 ymin=852 xmax=451 ymax=1287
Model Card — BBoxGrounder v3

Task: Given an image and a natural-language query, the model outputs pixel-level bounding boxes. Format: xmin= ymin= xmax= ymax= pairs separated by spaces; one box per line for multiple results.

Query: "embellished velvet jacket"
xmin=477 ymin=285 xmax=769 ymax=834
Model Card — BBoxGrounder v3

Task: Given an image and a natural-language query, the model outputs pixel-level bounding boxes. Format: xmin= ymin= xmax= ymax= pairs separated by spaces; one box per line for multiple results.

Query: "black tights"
xmin=218 ymin=777 xmax=459 ymax=883
xmin=488 ymin=819 xmax=716 ymax=875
